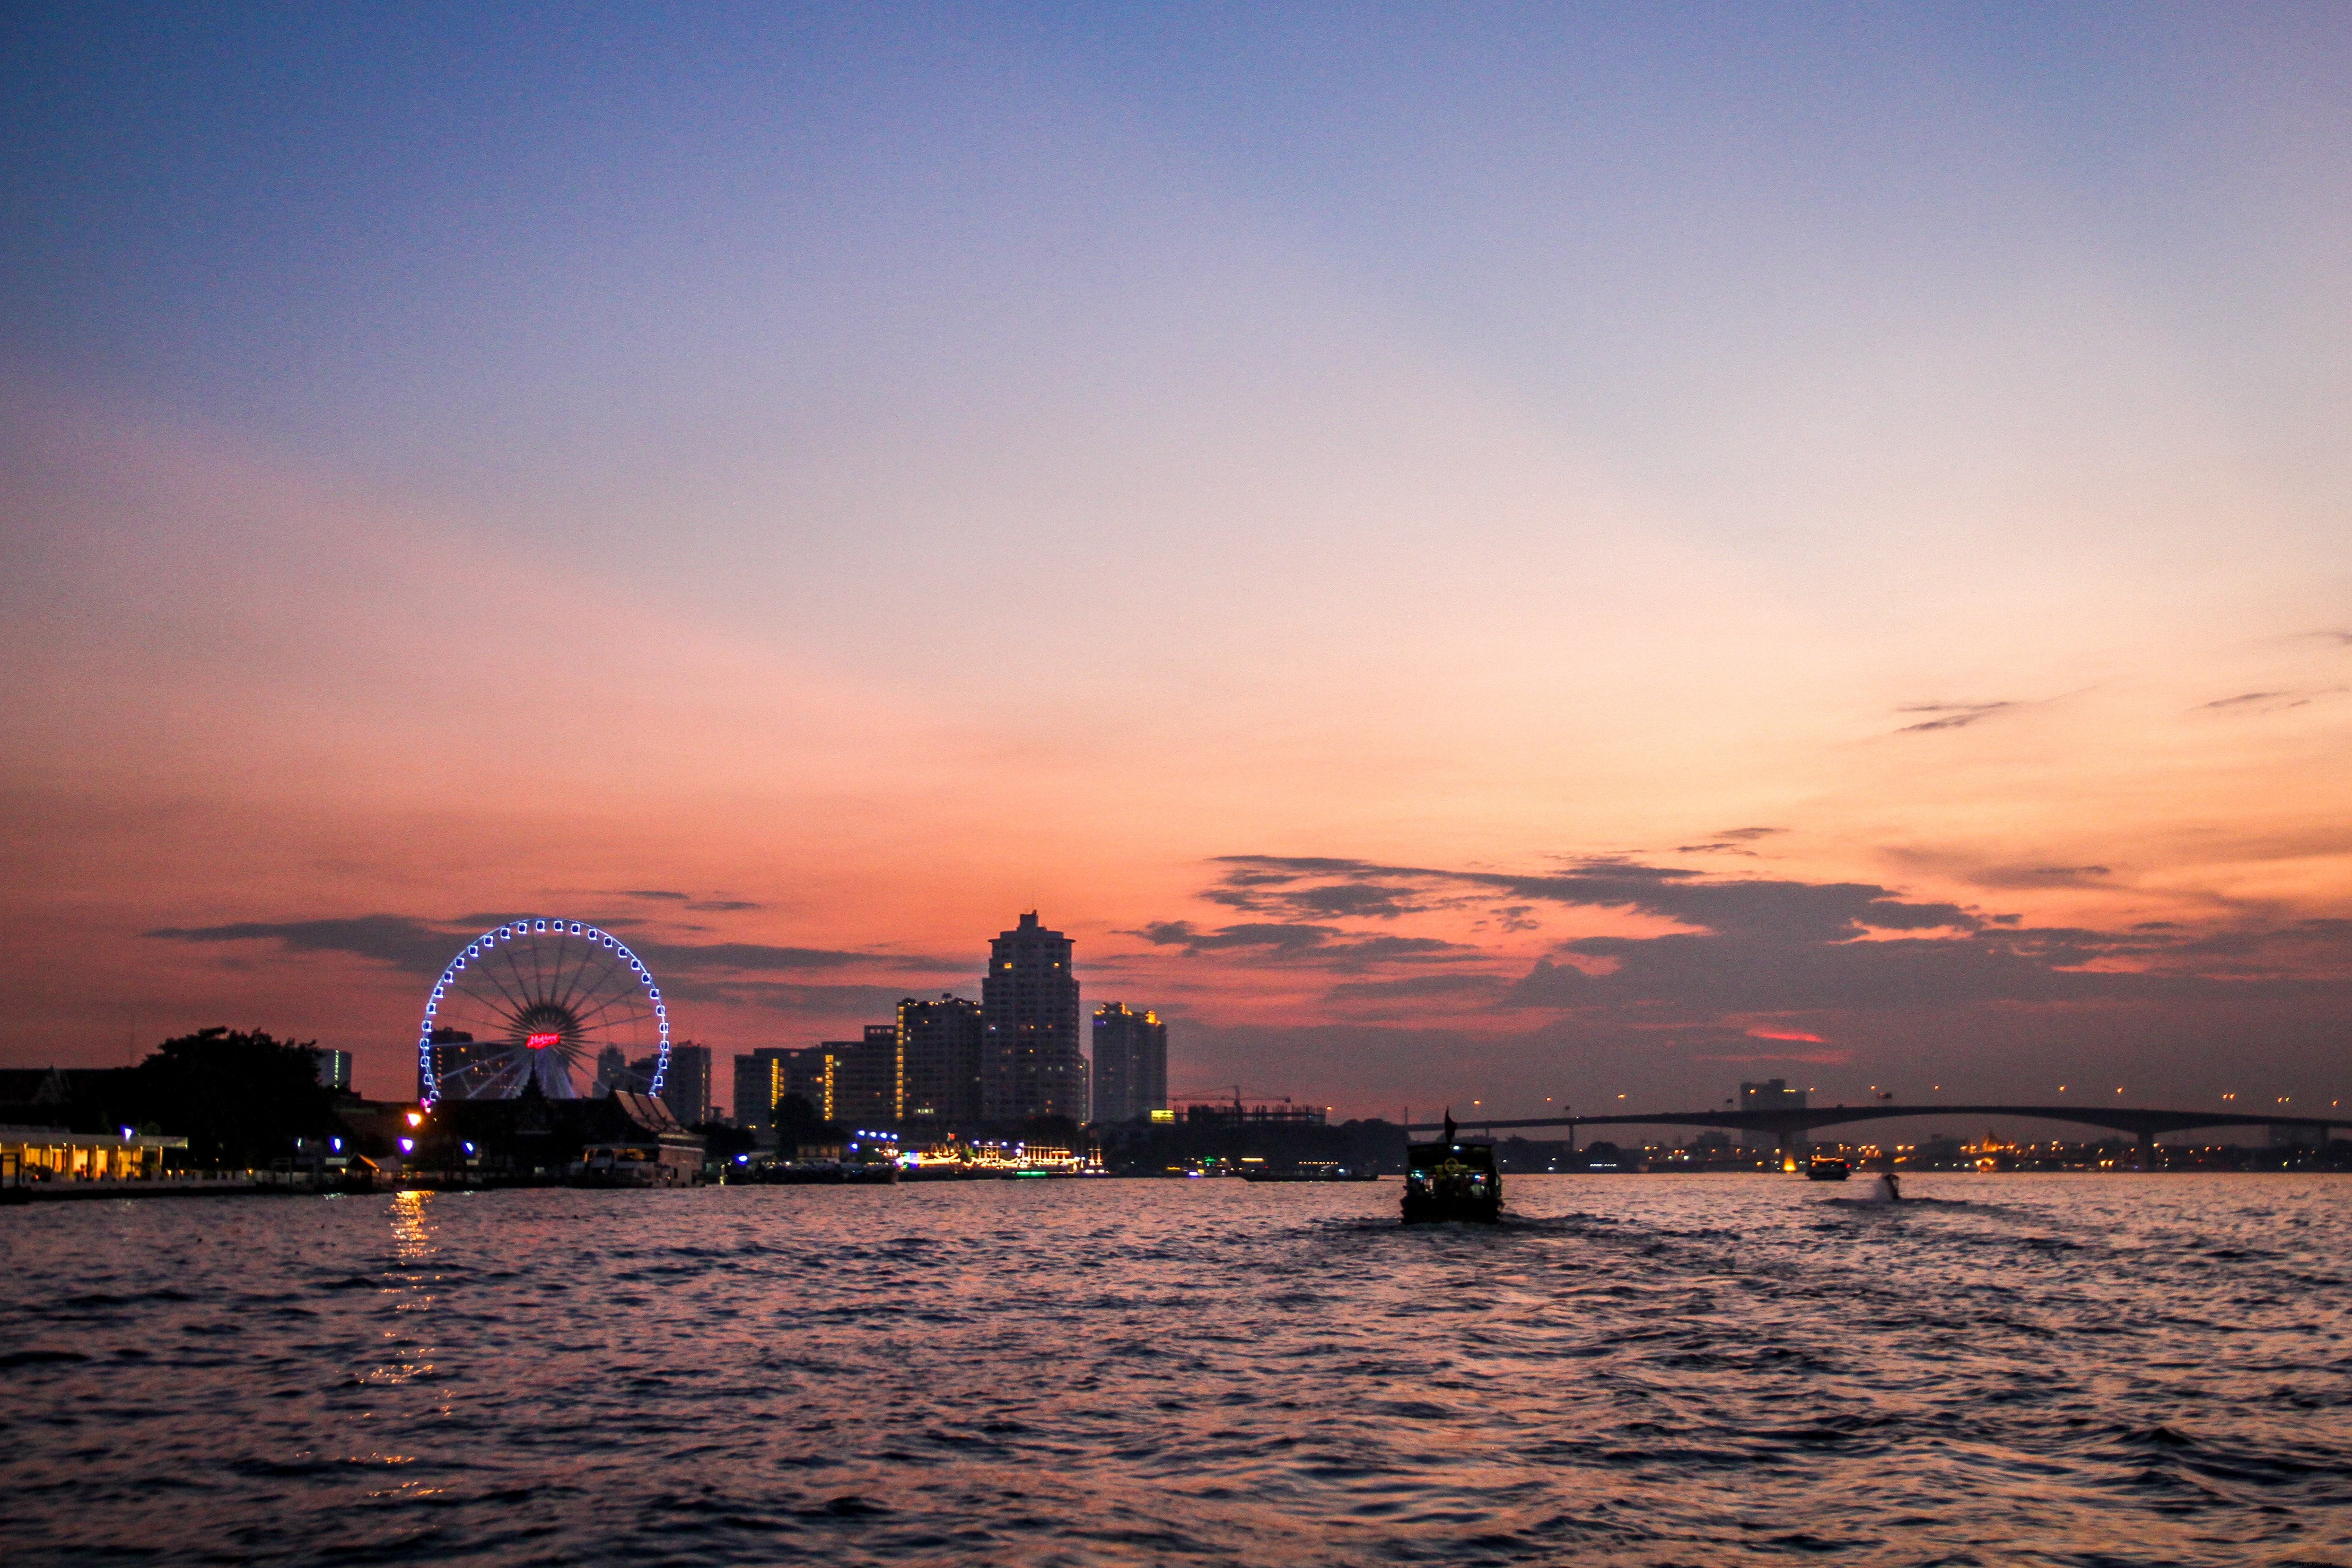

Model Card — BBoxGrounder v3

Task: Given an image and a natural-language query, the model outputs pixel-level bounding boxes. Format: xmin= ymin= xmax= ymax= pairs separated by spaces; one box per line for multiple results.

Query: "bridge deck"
xmin=1406 ymin=1104 xmax=2344 ymax=1141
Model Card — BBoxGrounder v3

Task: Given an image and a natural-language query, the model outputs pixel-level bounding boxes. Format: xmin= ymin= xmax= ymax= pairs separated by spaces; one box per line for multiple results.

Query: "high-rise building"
xmin=425 ymin=1027 xmax=493 ymax=1099
xmin=311 ymin=1048 xmax=354 ymax=1094
xmin=900 ymin=994 xmax=983 ymax=1129
xmin=822 ymin=1025 xmax=902 ymax=1127
xmin=981 ymin=911 xmax=1084 ymax=1122
xmin=1090 ymin=1003 xmax=1167 ymax=1124
xmin=661 ymin=1042 xmax=713 ymax=1125
xmin=594 ymin=1045 xmax=630 ymax=1097
xmin=736 ymin=1044 xmax=845 ymax=1129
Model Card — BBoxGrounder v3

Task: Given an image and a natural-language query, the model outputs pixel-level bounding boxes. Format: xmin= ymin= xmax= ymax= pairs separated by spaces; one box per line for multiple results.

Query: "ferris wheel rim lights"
xmin=415 ymin=918 xmax=671 ymax=1106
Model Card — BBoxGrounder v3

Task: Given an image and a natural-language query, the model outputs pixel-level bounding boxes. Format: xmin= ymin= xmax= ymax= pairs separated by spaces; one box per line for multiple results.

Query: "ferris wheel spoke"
xmin=499 ymin=938 xmax=548 ymax=1010
xmin=556 ymin=966 xmax=619 ymax=1024
xmin=468 ymin=954 xmax=534 ymax=1025
xmin=526 ymin=927 xmax=553 ymax=1006
xmin=575 ymin=989 xmax=654 ymax=1029
xmin=547 ymin=928 xmax=583 ymax=1009
xmin=567 ymin=951 xmax=640 ymax=1016
xmin=423 ymin=922 xmax=669 ymax=1103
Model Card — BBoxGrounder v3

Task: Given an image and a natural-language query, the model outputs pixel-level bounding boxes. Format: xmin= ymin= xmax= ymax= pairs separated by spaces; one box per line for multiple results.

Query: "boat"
xmin=1807 ymin=1156 xmax=1851 ymax=1182
xmin=1403 ymin=1113 xmax=1502 ymax=1223
xmin=1240 ymin=1161 xmax=1380 ymax=1183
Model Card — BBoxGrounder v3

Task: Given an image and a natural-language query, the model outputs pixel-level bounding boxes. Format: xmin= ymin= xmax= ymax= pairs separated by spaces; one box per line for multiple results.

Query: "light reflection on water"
xmin=4 ymin=1174 xmax=2350 ymax=1565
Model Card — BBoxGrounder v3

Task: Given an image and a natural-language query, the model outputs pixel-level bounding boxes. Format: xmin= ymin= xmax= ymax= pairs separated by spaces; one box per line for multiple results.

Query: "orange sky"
xmin=2 ymin=9 xmax=2347 ymax=1118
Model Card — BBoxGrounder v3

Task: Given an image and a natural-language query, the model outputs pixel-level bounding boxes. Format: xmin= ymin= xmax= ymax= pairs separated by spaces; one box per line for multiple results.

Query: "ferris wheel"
xmin=418 ymin=919 xmax=669 ymax=1104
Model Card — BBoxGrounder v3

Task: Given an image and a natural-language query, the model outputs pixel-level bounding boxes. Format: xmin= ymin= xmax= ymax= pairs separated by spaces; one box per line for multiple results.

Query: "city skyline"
xmin=1 ymin=8 xmax=2347 ymax=1121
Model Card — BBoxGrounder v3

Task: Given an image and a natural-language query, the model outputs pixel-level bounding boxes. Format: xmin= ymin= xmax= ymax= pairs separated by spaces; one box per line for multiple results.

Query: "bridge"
xmin=1406 ymin=1104 xmax=2346 ymax=1157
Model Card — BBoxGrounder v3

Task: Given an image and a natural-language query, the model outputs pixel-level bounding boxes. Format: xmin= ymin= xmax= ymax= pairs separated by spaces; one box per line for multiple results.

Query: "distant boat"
xmin=1807 ymin=1156 xmax=1851 ymax=1182
xmin=1403 ymin=1113 xmax=1502 ymax=1223
xmin=1240 ymin=1162 xmax=1378 ymax=1183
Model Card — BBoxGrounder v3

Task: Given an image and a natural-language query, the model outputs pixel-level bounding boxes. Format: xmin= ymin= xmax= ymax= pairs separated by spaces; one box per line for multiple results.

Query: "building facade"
xmin=1090 ymin=1003 xmax=1167 ymax=1124
xmin=900 ymin=994 xmax=984 ymax=1130
xmin=1740 ymin=1078 xmax=1807 ymax=1113
xmin=661 ymin=1042 xmax=712 ymax=1125
xmin=822 ymin=1026 xmax=902 ymax=1126
xmin=311 ymin=1049 xmax=354 ymax=1093
xmin=981 ymin=911 xmax=1085 ymax=1122
xmin=595 ymin=1046 xmax=631 ymax=1096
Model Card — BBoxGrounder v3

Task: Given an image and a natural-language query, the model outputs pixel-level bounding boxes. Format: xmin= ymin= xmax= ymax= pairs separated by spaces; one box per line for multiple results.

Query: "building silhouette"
xmin=900 ymin=994 xmax=983 ymax=1129
xmin=595 ymin=1045 xmax=630 ymax=1096
xmin=733 ymin=1046 xmax=827 ymax=1130
xmin=982 ymin=911 xmax=1084 ymax=1121
xmin=1090 ymin=1003 xmax=1166 ymax=1124
xmin=424 ymin=1027 xmax=490 ymax=1099
xmin=1741 ymin=1078 xmax=1807 ymax=1113
xmin=822 ymin=1025 xmax=902 ymax=1126
xmin=661 ymin=1042 xmax=712 ymax=1125
xmin=311 ymin=1049 xmax=354 ymax=1094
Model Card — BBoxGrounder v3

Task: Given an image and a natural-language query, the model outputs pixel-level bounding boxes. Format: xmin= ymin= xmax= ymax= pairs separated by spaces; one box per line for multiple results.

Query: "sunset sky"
xmin=4 ymin=4 xmax=2347 ymax=1120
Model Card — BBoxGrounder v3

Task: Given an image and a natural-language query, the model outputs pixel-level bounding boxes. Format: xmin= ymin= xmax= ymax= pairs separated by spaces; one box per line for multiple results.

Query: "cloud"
xmin=2197 ymin=688 xmax=2340 ymax=716
xmin=1208 ymin=881 xmax=1431 ymax=918
xmin=1679 ymin=827 xmax=1789 ymax=852
xmin=1504 ymin=957 xmax=1595 ymax=1006
xmin=1895 ymin=701 xmax=2017 ymax=733
xmin=1953 ymin=864 xmax=2117 ymax=890
xmin=148 ymin=914 xmax=963 ymax=983
xmin=618 ymin=890 xmax=692 ymax=901
xmin=1746 ymin=1027 xmax=1825 ymax=1042
xmin=1692 ymin=1050 xmax=1851 ymax=1065
xmin=687 ymin=900 xmax=761 ymax=912
xmin=1324 ymin=973 xmax=1507 ymax=1004
xmin=651 ymin=979 xmax=941 ymax=1018
xmin=1124 ymin=917 xmax=1470 ymax=967
xmin=147 ymin=915 xmax=463 ymax=976
xmin=1206 ymin=854 xmax=1976 ymax=944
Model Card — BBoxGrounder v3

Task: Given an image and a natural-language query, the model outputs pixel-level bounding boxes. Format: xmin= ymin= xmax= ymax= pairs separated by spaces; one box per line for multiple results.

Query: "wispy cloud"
xmin=149 ymin=914 xmax=964 ymax=981
xmin=1895 ymin=701 xmax=2017 ymax=733
xmin=2197 ymin=687 xmax=2340 ymax=715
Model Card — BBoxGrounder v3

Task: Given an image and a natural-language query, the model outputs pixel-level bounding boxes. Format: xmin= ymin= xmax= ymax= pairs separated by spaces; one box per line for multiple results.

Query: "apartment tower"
xmin=981 ymin=911 xmax=1084 ymax=1122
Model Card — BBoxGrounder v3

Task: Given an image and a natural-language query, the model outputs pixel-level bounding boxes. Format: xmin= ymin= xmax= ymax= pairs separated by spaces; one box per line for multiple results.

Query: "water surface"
xmin=6 ymin=1174 xmax=2350 ymax=1565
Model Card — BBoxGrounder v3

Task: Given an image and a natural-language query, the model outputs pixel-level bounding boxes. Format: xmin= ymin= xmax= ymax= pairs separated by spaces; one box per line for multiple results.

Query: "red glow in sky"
xmin=1 ymin=9 xmax=2347 ymax=1117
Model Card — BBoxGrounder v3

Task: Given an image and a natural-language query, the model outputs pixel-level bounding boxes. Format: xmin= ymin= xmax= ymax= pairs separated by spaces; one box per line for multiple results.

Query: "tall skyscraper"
xmin=821 ymin=1025 xmax=902 ymax=1126
xmin=734 ymin=1046 xmax=828 ymax=1129
xmin=900 ymin=993 xmax=983 ymax=1129
xmin=1090 ymin=1003 xmax=1167 ymax=1124
xmin=661 ymin=1042 xmax=713 ymax=1125
xmin=981 ymin=911 xmax=1084 ymax=1122
xmin=594 ymin=1045 xmax=630 ymax=1097
xmin=733 ymin=1048 xmax=792 ymax=1129
xmin=311 ymin=1048 xmax=354 ymax=1094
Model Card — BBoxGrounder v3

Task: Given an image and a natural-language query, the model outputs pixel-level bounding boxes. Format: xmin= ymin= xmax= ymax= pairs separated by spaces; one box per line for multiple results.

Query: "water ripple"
xmin=3 ymin=1174 xmax=2349 ymax=1565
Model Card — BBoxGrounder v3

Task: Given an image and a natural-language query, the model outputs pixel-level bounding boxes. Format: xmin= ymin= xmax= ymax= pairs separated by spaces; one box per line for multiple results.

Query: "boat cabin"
xmin=1403 ymin=1115 xmax=1502 ymax=1223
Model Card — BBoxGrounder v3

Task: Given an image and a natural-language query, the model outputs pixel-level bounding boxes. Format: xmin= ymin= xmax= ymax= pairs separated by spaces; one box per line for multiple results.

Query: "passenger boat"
xmin=1806 ymin=1156 xmax=1851 ymax=1182
xmin=1403 ymin=1113 xmax=1502 ymax=1223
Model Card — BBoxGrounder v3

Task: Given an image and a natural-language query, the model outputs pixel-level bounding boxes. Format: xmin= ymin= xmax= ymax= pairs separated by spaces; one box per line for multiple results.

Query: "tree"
xmin=133 ymin=1027 xmax=341 ymax=1167
xmin=772 ymin=1091 xmax=840 ymax=1154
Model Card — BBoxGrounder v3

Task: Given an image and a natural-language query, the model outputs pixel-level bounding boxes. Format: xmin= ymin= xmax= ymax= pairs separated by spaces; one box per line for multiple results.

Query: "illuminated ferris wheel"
xmin=418 ymin=919 xmax=669 ymax=1104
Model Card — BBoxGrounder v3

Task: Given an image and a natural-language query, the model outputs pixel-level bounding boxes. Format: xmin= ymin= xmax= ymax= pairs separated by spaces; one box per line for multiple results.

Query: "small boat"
xmin=1403 ymin=1113 xmax=1502 ymax=1223
xmin=1240 ymin=1162 xmax=1379 ymax=1183
xmin=1807 ymin=1156 xmax=1851 ymax=1182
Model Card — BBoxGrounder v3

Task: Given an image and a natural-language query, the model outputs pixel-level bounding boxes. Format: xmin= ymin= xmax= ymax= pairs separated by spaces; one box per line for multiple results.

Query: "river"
xmin=5 ymin=1174 xmax=2349 ymax=1565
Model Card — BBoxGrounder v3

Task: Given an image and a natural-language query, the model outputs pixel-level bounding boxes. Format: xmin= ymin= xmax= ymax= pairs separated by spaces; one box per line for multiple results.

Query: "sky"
xmin=2 ymin=2 xmax=2347 ymax=1123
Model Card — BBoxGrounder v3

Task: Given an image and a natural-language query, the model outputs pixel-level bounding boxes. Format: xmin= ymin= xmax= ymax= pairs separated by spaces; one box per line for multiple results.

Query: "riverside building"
xmin=1090 ymin=1003 xmax=1167 ymax=1124
xmin=982 ymin=911 xmax=1085 ymax=1122
xmin=822 ymin=1026 xmax=903 ymax=1125
xmin=900 ymin=994 xmax=984 ymax=1130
